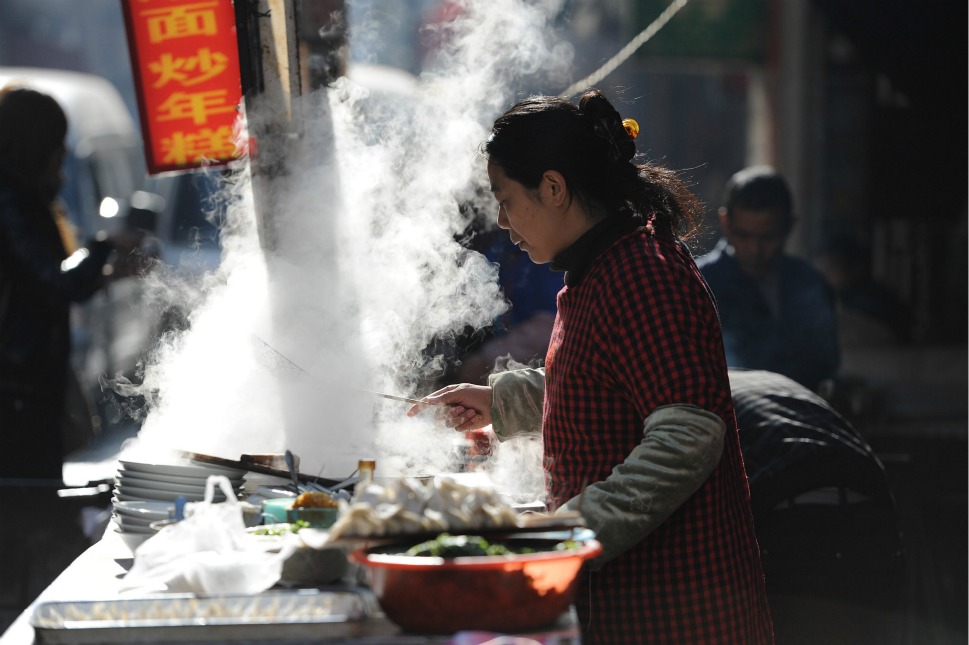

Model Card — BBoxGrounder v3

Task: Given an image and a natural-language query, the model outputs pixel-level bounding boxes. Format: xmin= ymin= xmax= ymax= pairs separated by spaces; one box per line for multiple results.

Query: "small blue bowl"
xmin=262 ymin=498 xmax=296 ymax=524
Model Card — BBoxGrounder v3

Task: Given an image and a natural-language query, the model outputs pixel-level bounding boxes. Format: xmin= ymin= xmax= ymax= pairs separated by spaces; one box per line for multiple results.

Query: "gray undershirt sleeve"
xmin=487 ymin=367 xmax=546 ymax=439
xmin=556 ymin=404 xmax=726 ymax=569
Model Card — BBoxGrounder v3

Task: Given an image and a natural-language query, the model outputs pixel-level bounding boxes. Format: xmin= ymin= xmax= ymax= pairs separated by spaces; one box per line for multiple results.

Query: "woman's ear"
xmin=541 ymin=170 xmax=569 ymax=207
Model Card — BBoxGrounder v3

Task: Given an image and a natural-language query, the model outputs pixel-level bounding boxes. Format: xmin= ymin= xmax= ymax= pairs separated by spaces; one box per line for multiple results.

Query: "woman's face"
xmin=487 ymin=161 xmax=564 ymax=264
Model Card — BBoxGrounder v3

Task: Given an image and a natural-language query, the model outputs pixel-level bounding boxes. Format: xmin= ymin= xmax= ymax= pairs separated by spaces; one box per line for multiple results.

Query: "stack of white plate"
xmin=112 ymin=500 xmax=173 ymax=536
xmin=111 ymin=460 xmax=247 ymax=547
xmin=114 ymin=460 xmax=246 ymax=503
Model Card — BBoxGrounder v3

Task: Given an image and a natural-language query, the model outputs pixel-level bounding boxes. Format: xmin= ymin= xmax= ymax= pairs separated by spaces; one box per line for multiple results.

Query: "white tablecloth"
xmin=0 ymin=522 xmax=580 ymax=645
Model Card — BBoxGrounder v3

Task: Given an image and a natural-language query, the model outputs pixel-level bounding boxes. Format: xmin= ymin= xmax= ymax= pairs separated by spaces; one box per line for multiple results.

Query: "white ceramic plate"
xmin=115 ymin=511 xmax=154 ymax=525
xmin=114 ymin=516 xmax=156 ymax=532
xmin=114 ymin=512 xmax=156 ymax=526
xmin=116 ymin=468 xmax=243 ymax=488
xmin=112 ymin=500 xmax=173 ymax=519
xmin=115 ymin=492 xmax=170 ymax=503
xmin=114 ymin=515 xmax=161 ymax=533
xmin=116 ymin=473 xmax=240 ymax=493
xmin=115 ymin=477 xmax=241 ymax=496
xmin=118 ymin=459 xmax=246 ymax=479
xmin=113 ymin=485 xmax=237 ymax=503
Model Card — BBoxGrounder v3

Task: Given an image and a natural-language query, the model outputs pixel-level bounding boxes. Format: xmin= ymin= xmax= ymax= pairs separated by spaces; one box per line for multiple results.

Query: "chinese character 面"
xmin=142 ymin=2 xmax=220 ymax=44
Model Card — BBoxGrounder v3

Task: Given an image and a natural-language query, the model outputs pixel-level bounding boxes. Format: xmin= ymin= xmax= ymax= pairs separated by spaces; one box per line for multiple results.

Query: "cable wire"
xmin=559 ymin=0 xmax=690 ymax=99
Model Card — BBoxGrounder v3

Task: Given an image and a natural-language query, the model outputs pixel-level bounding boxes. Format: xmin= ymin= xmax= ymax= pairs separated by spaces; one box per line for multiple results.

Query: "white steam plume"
xmin=121 ymin=0 xmax=572 ymax=490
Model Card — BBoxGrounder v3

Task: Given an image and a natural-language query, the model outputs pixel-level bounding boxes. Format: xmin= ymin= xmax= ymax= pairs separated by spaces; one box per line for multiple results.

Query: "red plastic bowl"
xmin=349 ymin=536 xmax=602 ymax=634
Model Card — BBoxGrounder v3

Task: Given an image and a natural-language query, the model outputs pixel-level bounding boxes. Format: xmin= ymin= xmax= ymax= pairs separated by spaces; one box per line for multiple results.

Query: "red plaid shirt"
xmin=544 ymin=227 xmax=773 ymax=644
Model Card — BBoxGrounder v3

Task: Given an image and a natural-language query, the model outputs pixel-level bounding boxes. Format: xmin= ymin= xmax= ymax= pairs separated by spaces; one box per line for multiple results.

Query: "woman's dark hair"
xmin=484 ymin=88 xmax=703 ymax=240
xmin=0 ymin=85 xmax=68 ymax=192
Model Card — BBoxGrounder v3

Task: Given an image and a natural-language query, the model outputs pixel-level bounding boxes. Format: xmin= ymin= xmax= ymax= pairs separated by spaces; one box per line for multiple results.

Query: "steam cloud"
xmin=120 ymin=0 xmax=574 ymax=496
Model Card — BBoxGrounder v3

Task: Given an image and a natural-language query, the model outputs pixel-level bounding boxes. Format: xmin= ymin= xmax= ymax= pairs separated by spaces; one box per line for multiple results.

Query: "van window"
xmin=60 ymin=151 xmax=98 ymax=236
xmin=59 ymin=140 xmax=144 ymax=238
xmin=88 ymin=143 xmax=144 ymax=206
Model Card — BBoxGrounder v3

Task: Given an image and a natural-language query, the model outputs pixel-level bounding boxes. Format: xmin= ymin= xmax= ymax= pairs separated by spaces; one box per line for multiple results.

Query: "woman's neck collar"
xmin=552 ymin=214 xmax=643 ymax=286
xmin=555 ymin=199 xmax=605 ymax=252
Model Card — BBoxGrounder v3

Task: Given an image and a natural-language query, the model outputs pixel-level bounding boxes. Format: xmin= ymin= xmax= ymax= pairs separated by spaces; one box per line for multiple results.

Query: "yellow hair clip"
xmin=622 ymin=118 xmax=640 ymax=140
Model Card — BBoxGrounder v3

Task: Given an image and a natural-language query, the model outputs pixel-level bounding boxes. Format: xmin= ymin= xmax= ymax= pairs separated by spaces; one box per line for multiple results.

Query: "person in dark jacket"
xmin=696 ymin=167 xmax=839 ymax=392
xmin=0 ymin=85 xmax=141 ymax=481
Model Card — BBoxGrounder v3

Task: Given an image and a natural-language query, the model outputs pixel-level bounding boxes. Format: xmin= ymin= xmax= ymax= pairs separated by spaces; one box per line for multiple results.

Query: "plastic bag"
xmin=120 ymin=475 xmax=296 ymax=595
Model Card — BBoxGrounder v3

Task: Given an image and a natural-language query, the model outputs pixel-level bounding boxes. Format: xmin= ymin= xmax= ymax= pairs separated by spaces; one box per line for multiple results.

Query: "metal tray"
xmin=30 ymin=588 xmax=390 ymax=644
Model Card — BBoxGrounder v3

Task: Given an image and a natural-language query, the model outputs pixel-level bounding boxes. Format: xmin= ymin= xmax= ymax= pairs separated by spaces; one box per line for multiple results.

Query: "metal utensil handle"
xmin=252 ymin=335 xmax=314 ymax=380
xmin=254 ymin=335 xmax=445 ymax=408
xmin=284 ymin=450 xmax=301 ymax=494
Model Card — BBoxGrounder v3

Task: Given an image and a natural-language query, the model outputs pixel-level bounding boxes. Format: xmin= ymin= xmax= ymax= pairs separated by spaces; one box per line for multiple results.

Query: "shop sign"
xmin=121 ymin=0 xmax=243 ymax=174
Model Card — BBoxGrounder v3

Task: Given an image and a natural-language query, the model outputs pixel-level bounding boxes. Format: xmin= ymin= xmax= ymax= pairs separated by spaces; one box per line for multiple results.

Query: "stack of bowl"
xmin=111 ymin=459 xmax=246 ymax=548
xmin=112 ymin=500 xmax=172 ymax=538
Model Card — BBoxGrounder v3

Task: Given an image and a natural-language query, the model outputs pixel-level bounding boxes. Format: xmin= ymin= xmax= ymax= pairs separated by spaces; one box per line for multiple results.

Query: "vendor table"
xmin=0 ymin=522 xmax=581 ymax=645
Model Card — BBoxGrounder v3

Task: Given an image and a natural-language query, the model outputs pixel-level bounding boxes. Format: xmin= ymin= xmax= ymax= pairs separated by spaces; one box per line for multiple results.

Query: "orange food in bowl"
xmin=292 ymin=491 xmax=338 ymax=509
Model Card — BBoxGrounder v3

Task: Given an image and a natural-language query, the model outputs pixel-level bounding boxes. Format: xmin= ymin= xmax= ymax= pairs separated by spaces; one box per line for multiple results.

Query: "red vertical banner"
xmin=121 ymin=0 xmax=243 ymax=174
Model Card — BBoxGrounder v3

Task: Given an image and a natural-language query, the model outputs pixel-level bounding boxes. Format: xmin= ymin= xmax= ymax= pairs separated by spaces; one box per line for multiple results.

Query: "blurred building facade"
xmin=594 ymin=0 xmax=966 ymax=447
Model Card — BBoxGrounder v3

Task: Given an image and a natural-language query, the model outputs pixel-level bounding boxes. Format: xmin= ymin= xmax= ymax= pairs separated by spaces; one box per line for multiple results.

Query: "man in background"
xmin=697 ymin=166 xmax=839 ymax=392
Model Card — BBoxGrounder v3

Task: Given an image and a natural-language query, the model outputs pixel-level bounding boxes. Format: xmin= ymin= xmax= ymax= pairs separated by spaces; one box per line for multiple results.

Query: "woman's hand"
xmin=407 ymin=383 xmax=493 ymax=432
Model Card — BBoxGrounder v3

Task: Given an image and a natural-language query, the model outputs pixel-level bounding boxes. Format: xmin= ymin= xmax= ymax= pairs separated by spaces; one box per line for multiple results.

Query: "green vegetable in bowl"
xmin=404 ymin=533 xmax=577 ymax=558
xmin=406 ymin=534 xmax=507 ymax=557
xmin=252 ymin=520 xmax=310 ymax=536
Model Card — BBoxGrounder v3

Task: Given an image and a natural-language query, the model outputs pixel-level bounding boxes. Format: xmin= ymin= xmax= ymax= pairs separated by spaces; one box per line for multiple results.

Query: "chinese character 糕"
xmin=161 ymin=125 xmax=237 ymax=165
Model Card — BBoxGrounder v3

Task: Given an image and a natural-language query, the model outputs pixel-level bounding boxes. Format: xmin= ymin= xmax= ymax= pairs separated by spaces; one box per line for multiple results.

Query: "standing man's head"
xmin=718 ymin=166 xmax=794 ymax=279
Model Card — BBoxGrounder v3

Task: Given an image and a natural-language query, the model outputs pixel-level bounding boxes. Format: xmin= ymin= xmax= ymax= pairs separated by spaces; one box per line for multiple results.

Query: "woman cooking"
xmin=409 ymin=89 xmax=774 ymax=643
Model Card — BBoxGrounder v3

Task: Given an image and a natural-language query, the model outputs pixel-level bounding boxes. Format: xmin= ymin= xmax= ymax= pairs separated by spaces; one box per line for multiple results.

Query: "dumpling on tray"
xmin=327 ymin=476 xmax=520 ymax=540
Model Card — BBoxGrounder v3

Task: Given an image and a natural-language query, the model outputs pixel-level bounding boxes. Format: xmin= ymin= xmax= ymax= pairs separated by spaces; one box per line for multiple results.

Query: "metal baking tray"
xmin=30 ymin=588 xmax=393 ymax=644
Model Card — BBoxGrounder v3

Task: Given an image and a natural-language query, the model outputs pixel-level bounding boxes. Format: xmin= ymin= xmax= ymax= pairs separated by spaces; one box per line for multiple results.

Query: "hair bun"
xmin=578 ymin=89 xmax=636 ymax=164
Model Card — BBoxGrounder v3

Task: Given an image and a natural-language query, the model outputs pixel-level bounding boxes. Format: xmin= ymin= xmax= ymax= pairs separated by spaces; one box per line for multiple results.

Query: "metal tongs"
xmin=354 ymin=389 xmax=445 ymax=407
